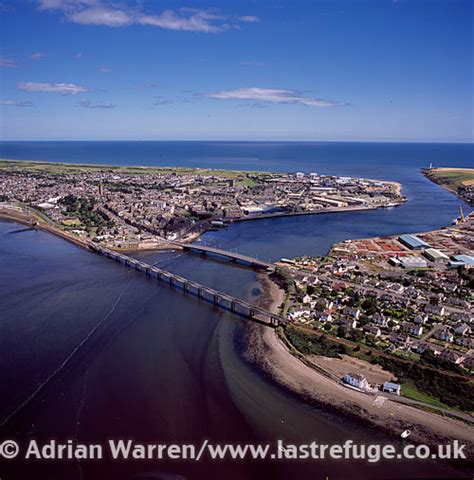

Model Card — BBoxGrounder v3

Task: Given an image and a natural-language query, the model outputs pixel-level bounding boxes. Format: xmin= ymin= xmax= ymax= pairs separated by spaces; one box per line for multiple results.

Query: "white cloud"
xmin=205 ymin=87 xmax=346 ymax=108
xmin=140 ymin=9 xmax=231 ymax=33
xmin=17 ymin=81 xmax=91 ymax=95
xmin=36 ymin=1 xmax=257 ymax=32
xmin=0 ymin=56 xmax=17 ymax=67
xmin=69 ymin=7 xmax=132 ymax=26
xmin=31 ymin=52 xmax=45 ymax=60
xmin=74 ymin=52 xmax=82 ymax=58
xmin=98 ymin=66 xmax=111 ymax=73
xmin=239 ymin=15 xmax=260 ymax=23
xmin=79 ymin=99 xmax=116 ymax=108
xmin=0 ymin=100 xmax=34 ymax=107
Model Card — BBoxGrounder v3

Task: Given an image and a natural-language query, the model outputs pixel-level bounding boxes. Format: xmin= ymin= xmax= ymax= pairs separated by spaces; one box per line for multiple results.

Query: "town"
xmin=279 ymin=211 xmax=473 ymax=410
xmin=0 ymin=160 xmax=403 ymax=250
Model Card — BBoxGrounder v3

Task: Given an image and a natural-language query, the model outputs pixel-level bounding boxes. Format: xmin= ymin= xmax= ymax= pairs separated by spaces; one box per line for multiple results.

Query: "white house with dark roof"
xmin=343 ymin=373 xmax=368 ymax=390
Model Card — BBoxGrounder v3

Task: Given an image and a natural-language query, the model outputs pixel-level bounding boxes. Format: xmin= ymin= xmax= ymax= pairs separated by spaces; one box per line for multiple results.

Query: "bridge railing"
xmin=90 ymin=244 xmax=285 ymax=326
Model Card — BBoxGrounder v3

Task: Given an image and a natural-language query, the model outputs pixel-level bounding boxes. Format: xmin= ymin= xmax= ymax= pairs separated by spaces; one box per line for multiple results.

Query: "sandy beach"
xmin=248 ymin=276 xmax=474 ymax=453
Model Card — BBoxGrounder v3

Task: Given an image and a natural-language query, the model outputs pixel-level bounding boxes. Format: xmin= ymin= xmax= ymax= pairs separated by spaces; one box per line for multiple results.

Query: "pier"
xmin=90 ymin=244 xmax=285 ymax=327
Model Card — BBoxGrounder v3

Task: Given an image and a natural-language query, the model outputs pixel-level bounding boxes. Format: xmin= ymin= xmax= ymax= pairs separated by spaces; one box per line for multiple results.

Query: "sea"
xmin=0 ymin=141 xmax=473 ymax=479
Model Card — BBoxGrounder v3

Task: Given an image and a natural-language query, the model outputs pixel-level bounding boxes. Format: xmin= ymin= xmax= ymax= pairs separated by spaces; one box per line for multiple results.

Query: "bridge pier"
xmin=92 ymin=246 xmax=284 ymax=329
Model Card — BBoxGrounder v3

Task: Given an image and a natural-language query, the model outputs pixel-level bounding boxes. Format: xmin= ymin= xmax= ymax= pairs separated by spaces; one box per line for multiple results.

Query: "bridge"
xmin=90 ymin=244 xmax=285 ymax=327
xmin=173 ymin=242 xmax=274 ymax=270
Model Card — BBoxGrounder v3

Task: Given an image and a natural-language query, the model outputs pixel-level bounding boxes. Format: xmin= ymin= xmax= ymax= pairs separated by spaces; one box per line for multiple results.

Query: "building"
xmin=371 ymin=313 xmax=389 ymax=327
xmin=413 ymin=314 xmax=428 ymax=324
xmin=401 ymin=322 xmax=423 ymax=337
xmin=423 ymin=248 xmax=449 ymax=262
xmin=435 ymin=328 xmax=454 ymax=343
xmin=399 ymin=256 xmax=428 ymax=269
xmin=398 ymin=234 xmax=430 ymax=250
xmin=389 ymin=332 xmax=412 ymax=347
xmin=451 ymin=254 xmax=474 ymax=266
xmin=363 ymin=325 xmax=381 ymax=337
xmin=424 ymin=304 xmax=445 ymax=316
xmin=343 ymin=373 xmax=368 ymax=390
xmin=416 ymin=341 xmax=443 ymax=356
xmin=453 ymin=323 xmax=471 ymax=336
xmin=455 ymin=336 xmax=473 ymax=348
xmin=383 ymin=382 xmax=401 ymax=395
xmin=342 ymin=307 xmax=361 ymax=319
xmin=339 ymin=317 xmax=358 ymax=329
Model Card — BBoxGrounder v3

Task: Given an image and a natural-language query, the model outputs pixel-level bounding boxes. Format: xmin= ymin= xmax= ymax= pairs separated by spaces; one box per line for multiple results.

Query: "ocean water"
xmin=0 ymin=141 xmax=472 ymax=479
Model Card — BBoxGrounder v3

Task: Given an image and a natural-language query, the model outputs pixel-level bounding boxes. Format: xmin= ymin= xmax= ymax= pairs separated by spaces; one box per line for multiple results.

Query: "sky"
xmin=0 ymin=0 xmax=472 ymax=142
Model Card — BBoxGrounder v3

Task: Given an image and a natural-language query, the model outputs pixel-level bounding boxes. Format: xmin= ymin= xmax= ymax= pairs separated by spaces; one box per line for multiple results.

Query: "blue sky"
xmin=0 ymin=0 xmax=472 ymax=141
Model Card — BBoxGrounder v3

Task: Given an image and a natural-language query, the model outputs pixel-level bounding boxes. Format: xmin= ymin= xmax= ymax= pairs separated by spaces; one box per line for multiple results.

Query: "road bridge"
xmin=173 ymin=242 xmax=274 ymax=270
xmin=90 ymin=244 xmax=285 ymax=327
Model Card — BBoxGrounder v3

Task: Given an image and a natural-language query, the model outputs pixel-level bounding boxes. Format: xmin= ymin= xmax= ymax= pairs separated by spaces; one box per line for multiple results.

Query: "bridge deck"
xmin=175 ymin=242 xmax=274 ymax=270
xmin=91 ymin=245 xmax=285 ymax=326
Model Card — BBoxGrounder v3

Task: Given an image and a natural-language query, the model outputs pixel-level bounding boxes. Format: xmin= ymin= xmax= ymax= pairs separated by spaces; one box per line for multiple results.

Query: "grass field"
xmin=426 ymin=168 xmax=474 ymax=188
xmin=0 ymin=158 xmax=272 ymax=181
xmin=401 ymin=381 xmax=452 ymax=410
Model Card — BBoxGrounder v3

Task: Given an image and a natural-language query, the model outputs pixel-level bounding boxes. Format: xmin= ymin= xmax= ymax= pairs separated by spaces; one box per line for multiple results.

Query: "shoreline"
xmin=242 ymin=309 xmax=474 ymax=451
xmin=249 ymin=233 xmax=474 ymax=452
xmin=3 ymin=195 xmax=474 ymax=457
xmin=422 ymin=167 xmax=474 ymax=206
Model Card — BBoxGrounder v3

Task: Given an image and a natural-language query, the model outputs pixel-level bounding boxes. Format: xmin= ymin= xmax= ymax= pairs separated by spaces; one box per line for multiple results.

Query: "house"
xmin=450 ymin=312 xmax=473 ymax=323
xmin=343 ymin=373 xmax=368 ymax=390
xmin=455 ymin=336 xmax=473 ymax=348
xmin=401 ymin=322 xmax=423 ymax=337
xmin=416 ymin=341 xmax=443 ymax=356
xmin=462 ymin=356 xmax=474 ymax=372
xmin=387 ymin=283 xmax=404 ymax=294
xmin=315 ymin=311 xmax=333 ymax=323
xmin=413 ymin=314 xmax=428 ymax=325
xmin=302 ymin=294 xmax=313 ymax=304
xmin=383 ymin=381 xmax=401 ymax=395
xmin=342 ymin=307 xmax=361 ymax=319
xmin=317 ymin=299 xmax=334 ymax=310
xmin=389 ymin=333 xmax=412 ymax=347
xmin=435 ymin=328 xmax=454 ymax=343
xmin=363 ymin=325 xmax=381 ymax=337
xmin=371 ymin=313 xmax=389 ymax=327
xmin=453 ymin=323 xmax=471 ymax=336
xmin=424 ymin=304 xmax=446 ymax=316
xmin=288 ymin=306 xmax=312 ymax=321
xmin=339 ymin=317 xmax=358 ymax=329
xmin=440 ymin=349 xmax=465 ymax=365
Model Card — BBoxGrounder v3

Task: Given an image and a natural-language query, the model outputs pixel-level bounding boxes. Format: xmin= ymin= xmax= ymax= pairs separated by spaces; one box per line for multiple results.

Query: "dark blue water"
xmin=0 ymin=142 xmax=472 ymax=479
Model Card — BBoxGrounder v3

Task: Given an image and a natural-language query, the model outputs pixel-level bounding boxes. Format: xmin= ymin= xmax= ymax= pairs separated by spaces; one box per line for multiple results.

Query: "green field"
xmin=0 ymin=158 xmax=274 ymax=181
xmin=425 ymin=168 xmax=474 ymax=189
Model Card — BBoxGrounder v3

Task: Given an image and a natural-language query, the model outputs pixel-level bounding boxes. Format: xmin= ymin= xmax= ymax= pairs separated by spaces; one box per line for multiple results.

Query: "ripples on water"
xmin=0 ymin=142 xmax=472 ymax=479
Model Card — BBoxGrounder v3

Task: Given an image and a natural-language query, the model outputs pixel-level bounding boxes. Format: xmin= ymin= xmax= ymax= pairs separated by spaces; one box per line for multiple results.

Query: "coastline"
xmin=250 ymin=266 xmax=474 ymax=452
xmin=422 ymin=167 xmax=474 ymax=206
